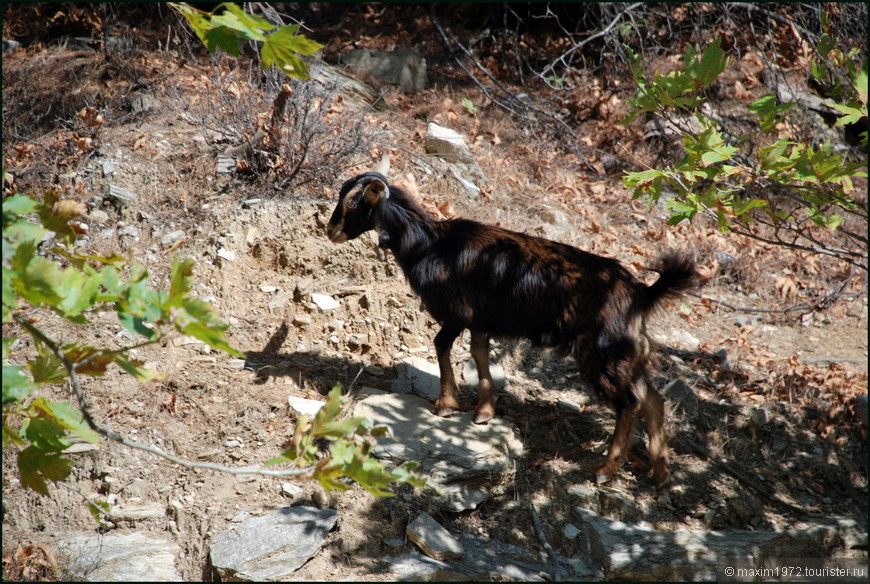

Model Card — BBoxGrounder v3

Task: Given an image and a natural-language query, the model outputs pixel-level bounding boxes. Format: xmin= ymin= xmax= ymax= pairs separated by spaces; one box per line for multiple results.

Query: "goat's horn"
xmin=374 ymin=153 xmax=391 ymax=176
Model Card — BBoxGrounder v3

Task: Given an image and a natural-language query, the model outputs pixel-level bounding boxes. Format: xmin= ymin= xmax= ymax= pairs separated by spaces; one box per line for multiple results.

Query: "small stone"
xmin=567 ymin=484 xmax=596 ymax=499
xmin=364 ymin=365 xmax=384 ymax=376
xmin=714 ymin=348 xmax=732 ymax=370
xmin=101 ymin=160 xmax=118 ymax=177
xmin=64 ymin=443 xmax=100 ymax=455
xmin=406 ymin=512 xmax=463 ymax=561
xmin=294 ymin=277 xmax=314 ymax=302
xmin=750 ymin=407 xmax=771 ymax=428
xmin=217 ymin=248 xmax=236 ymax=261
xmin=88 ymin=209 xmax=110 ymax=225
xmin=280 ymin=482 xmax=303 ymax=498
xmin=260 ymin=285 xmax=278 ymax=293
xmin=111 ymin=502 xmax=165 ymax=522
xmin=292 ymin=314 xmax=312 ymax=327
xmin=107 ymin=184 xmax=136 ymax=205
xmin=227 ymin=359 xmax=246 ymax=370
xmin=563 ymin=523 xmax=581 ymax=539
xmin=161 ymin=230 xmax=185 ymax=246
xmin=557 ymin=399 xmax=584 ymax=416
xmin=312 ymin=293 xmax=340 ymax=311
xmin=242 ymin=198 xmax=262 ymax=208
xmin=118 ymin=225 xmax=139 ymax=238
xmin=288 ymin=396 xmax=326 ymax=417
xmin=216 ymin=155 xmax=235 ymax=174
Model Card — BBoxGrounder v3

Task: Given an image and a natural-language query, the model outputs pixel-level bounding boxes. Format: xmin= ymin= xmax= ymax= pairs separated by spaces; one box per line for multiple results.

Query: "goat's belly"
xmin=419 ymin=285 xmax=573 ymax=345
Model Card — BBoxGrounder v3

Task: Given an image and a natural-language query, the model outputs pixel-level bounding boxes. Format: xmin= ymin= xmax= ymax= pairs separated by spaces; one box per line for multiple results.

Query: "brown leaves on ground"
xmin=2 ymin=542 xmax=60 ymax=582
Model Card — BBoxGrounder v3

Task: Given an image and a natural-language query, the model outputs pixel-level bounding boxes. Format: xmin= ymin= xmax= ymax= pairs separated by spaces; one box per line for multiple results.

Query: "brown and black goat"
xmin=326 ymin=172 xmax=697 ymax=487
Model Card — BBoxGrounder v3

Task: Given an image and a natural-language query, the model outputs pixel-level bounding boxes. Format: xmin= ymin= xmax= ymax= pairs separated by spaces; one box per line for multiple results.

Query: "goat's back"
xmin=396 ymin=219 xmax=643 ymax=348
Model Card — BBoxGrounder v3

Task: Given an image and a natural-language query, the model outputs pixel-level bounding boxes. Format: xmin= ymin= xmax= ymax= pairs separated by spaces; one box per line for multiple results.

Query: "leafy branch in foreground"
xmin=2 ymin=188 xmax=435 ymax=507
xmin=622 ymin=34 xmax=868 ymax=272
xmin=168 ymin=2 xmax=323 ymax=80
xmin=266 ymin=385 xmax=436 ymax=496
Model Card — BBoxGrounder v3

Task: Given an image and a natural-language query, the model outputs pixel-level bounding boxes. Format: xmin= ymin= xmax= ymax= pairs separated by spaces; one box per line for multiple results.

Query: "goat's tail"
xmin=639 ymin=252 xmax=697 ymax=313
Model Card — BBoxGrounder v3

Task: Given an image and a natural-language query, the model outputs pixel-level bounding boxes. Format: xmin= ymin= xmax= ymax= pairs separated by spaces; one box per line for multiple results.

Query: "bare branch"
xmin=13 ymin=313 xmax=315 ymax=480
xmin=688 ymin=268 xmax=858 ymax=314
xmin=537 ymin=2 xmax=644 ymax=81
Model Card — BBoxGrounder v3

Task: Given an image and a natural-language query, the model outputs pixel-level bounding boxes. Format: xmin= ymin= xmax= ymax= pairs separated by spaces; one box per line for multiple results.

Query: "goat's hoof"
xmin=435 ymin=406 xmax=457 ymax=418
xmin=654 ymin=475 xmax=671 ymax=489
xmin=472 ymin=410 xmax=493 ymax=425
xmin=594 ymin=460 xmax=620 ymax=484
xmin=652 ymin=459 xmax=671 ymax=489
xmin=594 ymin=472 xmax=615 ymax=484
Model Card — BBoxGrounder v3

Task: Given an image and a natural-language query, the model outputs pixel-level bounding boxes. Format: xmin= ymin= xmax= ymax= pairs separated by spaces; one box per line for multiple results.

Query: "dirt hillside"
xmin=2 ymin=3 xmax=867 ymax=581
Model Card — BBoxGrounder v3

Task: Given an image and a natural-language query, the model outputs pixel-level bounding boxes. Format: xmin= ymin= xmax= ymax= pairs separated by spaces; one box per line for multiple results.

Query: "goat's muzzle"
xmin=326 ymin=223 xmax=348 ymax=243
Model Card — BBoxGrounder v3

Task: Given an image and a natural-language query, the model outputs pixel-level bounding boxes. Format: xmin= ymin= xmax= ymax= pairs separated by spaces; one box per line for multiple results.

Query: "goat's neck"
xmin=376 ymin=194 xmax=439 ymax=262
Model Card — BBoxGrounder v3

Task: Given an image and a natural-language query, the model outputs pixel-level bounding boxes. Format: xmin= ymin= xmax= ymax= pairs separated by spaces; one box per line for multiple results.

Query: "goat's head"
xmin=326 ymin=172 xmax=389 ymax=243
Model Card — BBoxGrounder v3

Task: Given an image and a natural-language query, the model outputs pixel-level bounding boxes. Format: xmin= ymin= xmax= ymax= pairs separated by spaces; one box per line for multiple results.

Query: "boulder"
xmin=340 ymin=49 xmax=427 ymax=93
xmin=424 ymin=123 xmax=487 ymax=197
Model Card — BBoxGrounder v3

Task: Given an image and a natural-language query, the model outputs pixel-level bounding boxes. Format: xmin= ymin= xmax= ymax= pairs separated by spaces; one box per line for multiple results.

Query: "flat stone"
xmin=209 ymin=506 xmax=339 ymax=581
xmin=107 ymin=185 xmax=135 ymax=205
xmin=57 ymin=532 xmax=182 ymax=581
xmin=392 ymin=356 xmax=442 ymax=401
xmin=406 ymin=512 xmax=463 ymax=561
xmin=352 ymin=392 xmax=523 ymax=511
xmin=101 ymin=160 xmax=118 ymax=177
xmin=63 ymin=442 xmax=100 ymax=454
xmin=111 ymin=502 xmax=165 ymax=522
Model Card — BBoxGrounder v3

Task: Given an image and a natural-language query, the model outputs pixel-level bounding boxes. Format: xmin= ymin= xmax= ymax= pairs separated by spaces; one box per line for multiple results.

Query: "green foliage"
xmin=266 ymin=385 xmax=437 ymax=496
xmin=621 ymin=32 xmax=867 ymax=269
xmin=2 ymin=189 xmax=242 ymax=495
xmin=169 ymin=2 xmax=324 ymax=80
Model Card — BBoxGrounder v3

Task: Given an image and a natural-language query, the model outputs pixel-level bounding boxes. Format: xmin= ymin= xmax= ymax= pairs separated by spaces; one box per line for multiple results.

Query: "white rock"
xmin=311 ymin=293 xmax=340 ymax=310
xmin=217 ymin=248 xmax=236 ymax=261
xmin=288 ymin=396 xmax=325 ymax=417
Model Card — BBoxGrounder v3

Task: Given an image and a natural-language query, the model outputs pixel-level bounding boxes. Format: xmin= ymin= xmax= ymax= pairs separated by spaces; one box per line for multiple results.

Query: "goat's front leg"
xmin=433 ymin=326 xmax=462 ymax=417
xmin=470 ymin=331 xmax=496 ymax=424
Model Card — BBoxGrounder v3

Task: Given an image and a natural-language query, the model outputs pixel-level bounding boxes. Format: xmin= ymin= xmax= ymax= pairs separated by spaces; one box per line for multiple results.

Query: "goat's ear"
xmin=363 ymin=178 xmax=389 ymax=204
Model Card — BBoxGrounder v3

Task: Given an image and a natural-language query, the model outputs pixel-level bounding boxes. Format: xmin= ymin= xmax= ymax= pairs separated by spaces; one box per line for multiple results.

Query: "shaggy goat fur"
xmin=327 ymin=172 xmax=697 ymax=487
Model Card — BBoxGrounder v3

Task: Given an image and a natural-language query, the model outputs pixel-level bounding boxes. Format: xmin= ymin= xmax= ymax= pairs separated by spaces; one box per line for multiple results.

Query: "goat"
xmin=326 ymin=171 xmax=697 ymax=487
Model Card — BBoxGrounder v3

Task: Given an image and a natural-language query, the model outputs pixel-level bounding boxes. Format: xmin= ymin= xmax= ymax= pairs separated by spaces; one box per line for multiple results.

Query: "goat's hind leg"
xmin=640 ymin=380 xmax=670 ymax=488
xmin=470 ymin=331 xmax=496 ymax=424
xmin=433 ymin=326 xmax=462 ymax=417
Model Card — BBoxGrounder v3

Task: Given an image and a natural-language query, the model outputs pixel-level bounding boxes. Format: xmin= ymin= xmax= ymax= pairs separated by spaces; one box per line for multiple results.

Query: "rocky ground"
xmin=2 ymin=4 xmax=867 ymax=581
